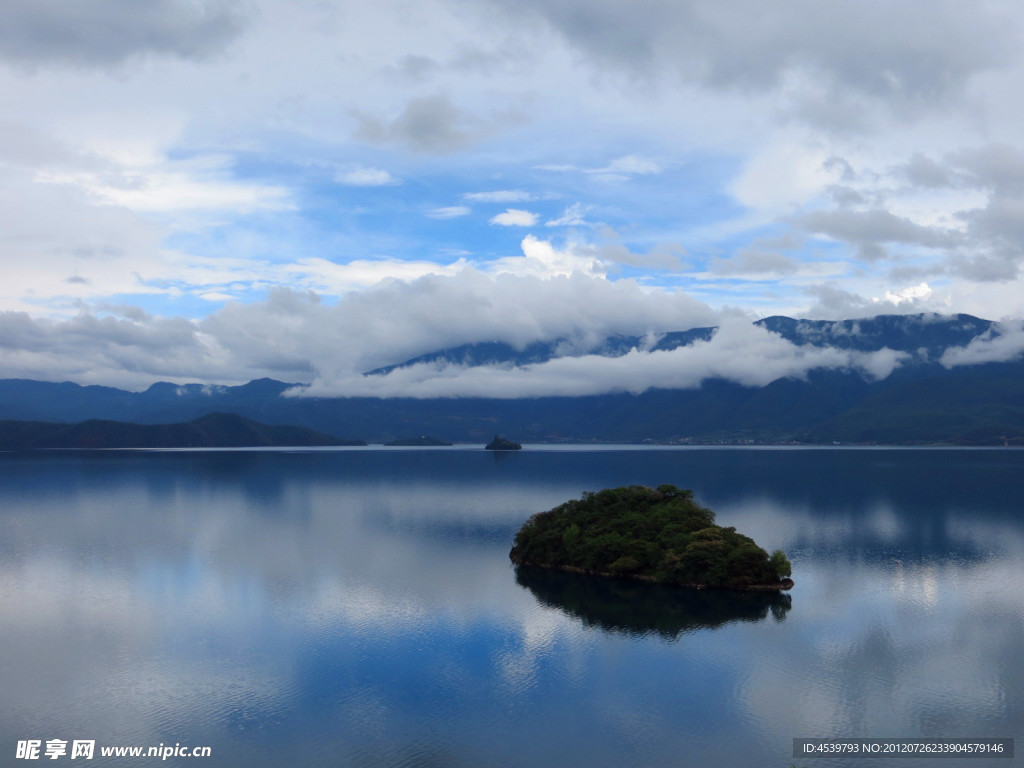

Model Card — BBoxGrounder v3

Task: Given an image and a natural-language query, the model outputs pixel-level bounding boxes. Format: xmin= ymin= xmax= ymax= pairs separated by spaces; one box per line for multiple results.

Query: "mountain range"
xmin=0 ymin=413 xmax=360 ymax=450
xmin=2 ymin=313 xmax=1022 ymax=445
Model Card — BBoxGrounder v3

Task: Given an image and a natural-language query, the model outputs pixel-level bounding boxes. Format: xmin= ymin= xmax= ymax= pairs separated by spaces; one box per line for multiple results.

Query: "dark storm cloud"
xmin=708 ymin=247 xmax=801 ymax=277
xmin=898 ymin=153 xmax=956 ymax=189
xmin=791 ymin=142 xmax=1024 ymax=284
xmin=946 ymin=252 xmax=1019 ymax=282
xmin=951 ymin=143 xmax=1024 ymax=193
xmin=464 ymin=0 xmax=1017 ymax=124
xmin=938 ymin=145 xmax=1024 ymax=280
xmin=0 ymin=308 xmax=225 ymax=388
xmin=353 ymin=94 xmax=524 ymax=155
xmin=886 ymin=144 xmax=1024 ymax=281
xmin=0 ymin=0 xmax=249 ymax=68
xmin=794 ymin=208 xmax=961 ymax=251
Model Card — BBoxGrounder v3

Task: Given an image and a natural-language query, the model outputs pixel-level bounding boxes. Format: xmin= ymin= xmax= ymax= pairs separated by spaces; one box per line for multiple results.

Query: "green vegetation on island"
xmin=510 ymin=485 xmax=793 ymax=590
xmin=485 ymin=435 xmax=522 ymax=450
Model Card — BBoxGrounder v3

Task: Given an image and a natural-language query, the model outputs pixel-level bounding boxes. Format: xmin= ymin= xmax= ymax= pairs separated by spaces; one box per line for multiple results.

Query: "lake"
xmin=1 ymin=447 xmax=1021 ymax=767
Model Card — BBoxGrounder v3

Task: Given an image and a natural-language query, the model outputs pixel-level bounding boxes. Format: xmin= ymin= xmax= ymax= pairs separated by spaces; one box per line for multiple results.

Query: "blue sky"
xmin=3 ymin=0 xmax=1024 ymax=390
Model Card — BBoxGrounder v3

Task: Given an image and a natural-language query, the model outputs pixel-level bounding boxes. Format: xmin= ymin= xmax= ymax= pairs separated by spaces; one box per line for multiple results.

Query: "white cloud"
xmin=464 ymin=190 xmax=533 ymax=203
xmin=335 ymin=167 xmax=401 ymax=187
xmin=32 ymin=151 xmax=293 ymax=214
xmin=52 ymin=171 xmax=291 ymax=214
xmin=534 ymin=163 xmax=578 ymax=173
xmin=427 ymin=205 xmax=471 ymax=219
xmin=733 ymin=135 xmax=841 ymax=214
xmin=279 ymin=256 xmax=472 ymax=295
xmin=597 ymin=155 xmax=661 ymax=176
xmin=800 ymin=283 xmax=947 ymax=320
xmin=487 ymin=236 xmax=606 ymax=278
xmin=489 ymin=208 xmax=538 ymax=226
xmin=879 ymin=282 xmax=933 ymax=305
xmin=536 ymin=155 xmax=663 ymax=183
xmin=546 ymin=203 xmax=590 ymax=227
xmin=941 ymin=319 xmax=1024 ymax=367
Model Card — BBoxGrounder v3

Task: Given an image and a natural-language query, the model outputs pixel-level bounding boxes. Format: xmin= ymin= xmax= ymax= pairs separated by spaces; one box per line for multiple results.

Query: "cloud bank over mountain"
xmin=940 ymin=319 xmax=1024 ymax=368
xmin=1 ymin=267 xmax=1020 ymax=397
xmin=0 ymin=270 xmax=716 ymax=389
xmin=294 ymin=318 xmax=911 ymax=399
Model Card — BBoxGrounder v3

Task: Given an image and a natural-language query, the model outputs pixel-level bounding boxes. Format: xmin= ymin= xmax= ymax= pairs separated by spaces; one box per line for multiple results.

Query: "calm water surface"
xmin=1 ymin=447 xmax=1022 ymax=767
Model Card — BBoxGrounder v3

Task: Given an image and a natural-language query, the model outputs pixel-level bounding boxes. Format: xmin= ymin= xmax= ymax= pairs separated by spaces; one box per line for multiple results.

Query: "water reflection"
xmin=515 ymin=565 xmax=791 ymax=639
xmin=1 ymin=448 xmax=1022 ymax=768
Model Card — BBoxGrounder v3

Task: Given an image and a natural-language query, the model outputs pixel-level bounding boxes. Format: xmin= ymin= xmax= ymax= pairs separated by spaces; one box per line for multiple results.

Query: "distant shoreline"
xmin=3 ymin=441 xmax=1022 ymax=453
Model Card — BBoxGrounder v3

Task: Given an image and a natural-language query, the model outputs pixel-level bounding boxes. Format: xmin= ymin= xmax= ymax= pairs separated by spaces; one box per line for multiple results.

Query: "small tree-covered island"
xmin=510 ymin=485 xmax=794 ymax=591
xmin=485 ymin=435 xmax=522 ymax=450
